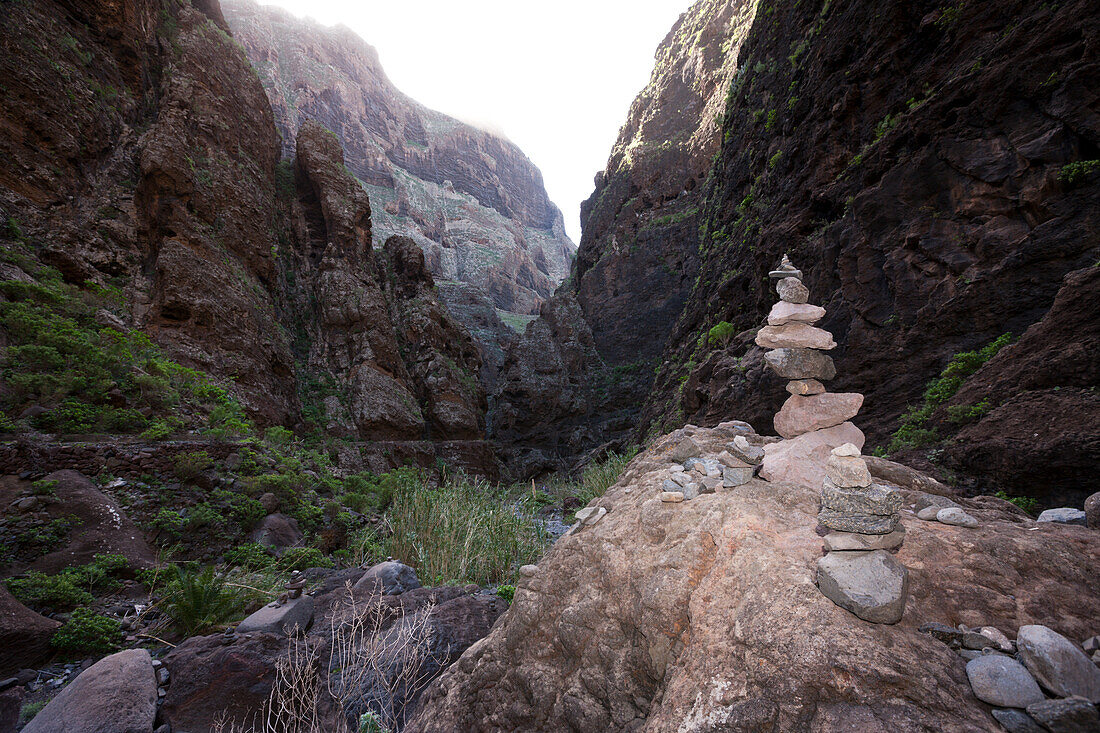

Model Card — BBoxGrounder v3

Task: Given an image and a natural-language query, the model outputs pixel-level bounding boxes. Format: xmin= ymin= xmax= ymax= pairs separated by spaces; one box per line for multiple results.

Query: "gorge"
xmin=0 ymin=0 xmax=1098 ymax=731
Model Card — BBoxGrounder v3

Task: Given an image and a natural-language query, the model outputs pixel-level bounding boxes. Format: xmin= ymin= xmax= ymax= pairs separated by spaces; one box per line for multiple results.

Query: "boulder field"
xmin=407 ymin=423 xmax=1100 ymax=732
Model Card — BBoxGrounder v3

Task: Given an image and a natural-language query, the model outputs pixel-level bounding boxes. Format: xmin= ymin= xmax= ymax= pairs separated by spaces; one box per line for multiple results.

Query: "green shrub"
xmin=19 ymin=701 xmax=46 ymax=726
xmin=6 ymin=571 xmax=94 ymax=611
xmin=150 ymin=507 xmax=185 ymax=537
xmin=496 ymin=584 xmax=515 ymax=603
xmin=31 ymin=478 xmax=58 ymax=496
xmin=1058 ymin=159 xmax=1100 ymax=187
xmin=706 ymin=321 xmax=737 ymax=347
xmin=225 ymin=542 xmax=274 ymax=570
xmin=263 ymin=425 xmax=295 ymax=446
xmin=163 ymin=565 xmax=245 ymax=636
xmin=888 ymin=334 xmax=1011 ymax=452
xmin=51 ymin=608 xmax=121 ymax=653
xmin=994 ymin=491 xmax=1040 ymax=515
xmin=174 ymin=450 xmax=213 ymax=482
xmin=386 ymin=472 xmax=547 ymax=586
xmin=277 ymin=546 xmax=331 ymax=572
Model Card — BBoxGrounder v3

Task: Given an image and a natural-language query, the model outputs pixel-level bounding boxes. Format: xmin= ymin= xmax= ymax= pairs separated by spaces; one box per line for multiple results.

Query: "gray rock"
xmin=22 ymin=649 xmax=156 ymax=733
xmin=667 ymin=434 xmax=701 ymax=462
xmin=919 ymin=622 xmax=995 ymax=650
xmin=727 ymin=436 xmax=765 ymax=464
xmin=966 ymin=654 xmax=1046 ymax=708
xmin=251 ymin=513 xmax=303 ymax=550
xmin=817 ymin=508 xmax=900 ymax=535
xmin=236 ymin=595 xmax=314 ymax=635
xmin=936 ymin=507 xmax=979 ymax=528
xmin=669 ymin=471 xmax=692 ymax=488
xmin=722 ymin=463 xmax=753 ymax=487
xmin=823 ymin=527 xmax=905 ymax=551
xmin=1025 ymin=697 xmax=1100 ymax=733
xmin=1017 ymin=624 xmax=1100 ymax=702
xmin=776 ymin=276 xmax=809 ymax=304
xmin=821 ymin=480 xmax=901 ymax=516
xmin=917 ymin=506 xmax=942 ymax=521
xmin=575 ymin=506 xmax=607 ymax=525
xmin=716 ymin=419 xmax=755 ymax=433
xmin=353 ymin=560 xmax=421 ymax=595
xmin=958 ymin=649 xmax=984 ymax=661
xmin=991 ymin=708 xmax=1045 ymax=733
xmin=816 ymin=550 xmax=908 ymax=624
xmin=1085 ymin=492 xmax=1100 ymax=529
xmin=518 ymin=565 xmax=539 ymax=577
xmin=682 ymin=483 xmax=701 ymax=501
xmin=910 ymin=492 xmax=962 ymax=512
xmin=662 ymin=479 xmax=683 ymax=493
xmin=979 ymin=626 xmax=1014 ymax=652
xmin=1083 ymin=635 xmax=1100 ymax=654
xmin=763 ymin=348 xmax=837 ymax=381
xmin=1037 ymin=507 xmax=1088 ymax=526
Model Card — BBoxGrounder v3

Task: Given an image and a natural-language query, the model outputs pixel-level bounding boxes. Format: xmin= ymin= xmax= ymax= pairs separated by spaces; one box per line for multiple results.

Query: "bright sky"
xmin=260 ymin=1 xmax=694 ymax=243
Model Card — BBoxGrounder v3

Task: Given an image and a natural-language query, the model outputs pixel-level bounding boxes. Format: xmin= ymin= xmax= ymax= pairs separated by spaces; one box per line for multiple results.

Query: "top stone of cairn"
xmin=769 ymin=253 xmax=803 ymax=281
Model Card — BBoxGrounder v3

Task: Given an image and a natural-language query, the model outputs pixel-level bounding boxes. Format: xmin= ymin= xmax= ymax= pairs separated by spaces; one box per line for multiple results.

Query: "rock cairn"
xmin=757 ymin=256 xmax=865 ymax=487
xmin=756 ymin=256 xmax=910 ymax=624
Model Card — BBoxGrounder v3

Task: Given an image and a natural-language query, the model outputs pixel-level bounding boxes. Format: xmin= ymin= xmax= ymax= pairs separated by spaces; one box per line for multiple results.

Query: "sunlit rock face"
xmin=222 ymin=0 xmax=575 ymax=321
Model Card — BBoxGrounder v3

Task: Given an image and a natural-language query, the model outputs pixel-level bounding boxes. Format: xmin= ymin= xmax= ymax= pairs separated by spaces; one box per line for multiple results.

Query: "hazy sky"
xmin=261 ymin=1 xmax=694 ymax=243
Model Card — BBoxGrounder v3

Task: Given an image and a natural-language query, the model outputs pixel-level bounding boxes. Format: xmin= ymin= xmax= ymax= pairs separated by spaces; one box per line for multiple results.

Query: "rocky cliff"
xmin=644 ymin=0 xmax=1100 ymax=506
xmin=221 ymin=0 xmax=575 ymax=324
xmin=506 ymin=0 xmax=1099 ymax=500
xmin=0 ymin=0 xmax=493 ymax=471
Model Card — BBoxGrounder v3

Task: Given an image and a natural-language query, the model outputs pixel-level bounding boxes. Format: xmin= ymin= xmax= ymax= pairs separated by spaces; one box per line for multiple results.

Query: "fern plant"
xmin=163 ymin=565 xmax=245 ymax=636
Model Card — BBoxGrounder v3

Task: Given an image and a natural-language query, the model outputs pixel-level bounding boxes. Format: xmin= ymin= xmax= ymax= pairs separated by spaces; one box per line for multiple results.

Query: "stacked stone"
xmin=815 ymin=443 xmax=909 ymax=624
xmin=758 ymin=255 xmax=862 ymax=442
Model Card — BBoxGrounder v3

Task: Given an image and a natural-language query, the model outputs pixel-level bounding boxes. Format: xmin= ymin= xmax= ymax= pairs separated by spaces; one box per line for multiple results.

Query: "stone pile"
xmin=660 ymin=452 xmax=754 ymax=503
xmin=757 ymin=256 xmax=866 ymax=487
xmin=814 ymin=443 xmax=909 ymax=624
xmin=921 ymin=621 xmax=1100 ymax=731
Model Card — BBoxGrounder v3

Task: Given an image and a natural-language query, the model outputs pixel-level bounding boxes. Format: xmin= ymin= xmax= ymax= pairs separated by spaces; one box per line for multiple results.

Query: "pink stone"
xmin=759 ymin=422 xmax=866 ymax=489
xmin=786 ymin=379 xmax=825 ymax=396
xmin=774 ymin=392 xmax=864 ymax=438
xmin=768 ymin=301 xmax=826 ymax=326
xmin=755 ymin=324 xmax=836 ymax=350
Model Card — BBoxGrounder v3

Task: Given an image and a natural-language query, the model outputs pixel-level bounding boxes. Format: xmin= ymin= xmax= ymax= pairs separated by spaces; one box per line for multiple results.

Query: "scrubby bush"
xmin=51 ymin=608 xmax=121 ymax=653
xmin=496 ymin=585 xmax=515 ymax=604
xmin=225 ymin=542 xmax=275 ymax=570
xmin=174 ymin=450 xmax=213 ymax=482
xmin=5 ymin=553 xmax=130 ymax=612
xmin=994 ymin=491 xmax=1040 ymax=516
xmin=706 ymin=321 xmax=737 ymax=347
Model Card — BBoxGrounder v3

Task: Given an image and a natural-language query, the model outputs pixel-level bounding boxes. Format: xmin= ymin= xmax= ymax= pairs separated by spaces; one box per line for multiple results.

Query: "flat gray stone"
xmin=936 ymin=507 xmax=978 ymax=528
xmin=681 ymin=483 xmax=701 ymax=500
xmin=575 ymin=506 xmax=607 ymax=525
xmin=23 ymin=649 xmax=156 ymax=733
xmin=727 ymin=436 xmax=764 ymax=464
xmin=763 ymin=348 xmax=836 ymax=381
xmin=236 ymin=595 xmax=314 ymax=635
xmin=991 ymin=708 xmax=1045 ymax=733
xmin=821 ymin=480 xmax=902 ymax=516
xmin=816 ymin=550 xmax=908 ymax=624
xmin=966 ymin=654 xmax=1046 ymax=708
xmin=700 ymin=477 xmax=722 ymax=494
xmin=818 ymin=508 xmax=900 ymax=535
xmin=823 ymin=527 xmax=905 ymax=551
xmin=1025 ymin=697 xmax=1100 ymax=732
xmin=353 ymin=560 xmax=421 ymax=595
xmin=1018 ymin=624 xmax=1100 ymax=702
xmin=722 ymin=464 xmax=753 ymax=487
xmin=1037 ymin=507 xmax=1087 ymax=525
xmin=911 ymin=492 xmax=962 ymax=512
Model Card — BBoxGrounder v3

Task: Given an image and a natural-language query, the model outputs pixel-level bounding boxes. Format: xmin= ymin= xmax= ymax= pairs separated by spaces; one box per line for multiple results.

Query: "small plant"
xmin=225 ymin=542 xmax=275 ymax=570
xmin=163 ymin=565 xmax=245 ymax=636
xmin=277 ymin=547 xmax=331 ymax=572
xmin=174 ymin=450 xmax=213 ymax=482
xmin=51 ymin=607 xmax=121 ymax=654
xmin=706 ymin=321 xmax=737 ymax=347
xmin=994 ymin=491 xmax=1040 ymax=515
xmin=264 ymin=425 xmax=295 ymax=447
xmin=31 ymin=478 xmax=58 ymax=496
xmin=6 ymin=571 xmax=94 ymax=611
xmin=19 ymin=701 xmax=46 ymax=726
xmin=496 ymin=585 xmax=515 ymax=604
xmin=1058 ymin=159 xmax=1100 ymax=187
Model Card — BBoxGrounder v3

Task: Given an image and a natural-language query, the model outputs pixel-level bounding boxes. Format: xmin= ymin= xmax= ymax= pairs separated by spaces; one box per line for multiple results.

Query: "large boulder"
xmin=235 ymin=595 xmax=314 ymax=635
xmin=1017 ymin=624 xmax=1100 ymax=702
xmin=759 ymin=421 xmax=865 ymax=488
xmin=22 ymin=649 xmax=155 ymax=733
xmin=406 ymin=425 xmax=1100 ymax=732
xmin=353 ymin=561 xmax=421 ymax=595
xmin=21 ymin=470 xmax=153 ymax=573
xmin=250 ymin=513 xmax=303 ymax=551
xmin=0 ymin=585 xmax=59 ymax=674
xmin=160 ymin=632 xmax=286 ymax=733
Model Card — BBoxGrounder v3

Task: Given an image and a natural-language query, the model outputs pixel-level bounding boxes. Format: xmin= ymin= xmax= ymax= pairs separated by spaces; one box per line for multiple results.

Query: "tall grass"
xmin=574 ymin=448 xmax=638 ymax=506
xmin=384 ymin=472 xmax=547 ymax=586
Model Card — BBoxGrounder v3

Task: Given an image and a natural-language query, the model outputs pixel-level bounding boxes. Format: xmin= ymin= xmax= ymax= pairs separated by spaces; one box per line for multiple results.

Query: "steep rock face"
xmin=285 ymin=120 xmax=487 ymax=442
xmin=408 ymin=425 xmax=1100 ymax=731
xmin=640 ymin=0 xmax=1099 ymax=499
xmin=0 ymin=0 xmax=298 ymax=425
xmin=221 ymin=0 xmax=575 ymax=318
xmin=491 ymin=0 xmax=759 ymax=474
